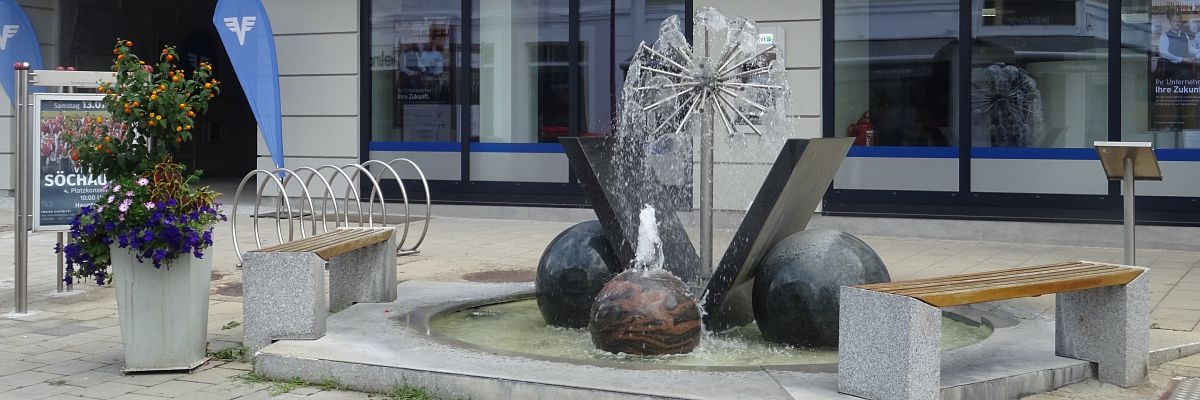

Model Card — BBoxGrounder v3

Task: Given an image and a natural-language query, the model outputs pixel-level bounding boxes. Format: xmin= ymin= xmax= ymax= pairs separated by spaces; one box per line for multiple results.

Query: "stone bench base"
xmin=242 ymin=231 xmax=397 ymax=353
xmin=838 ymin=271 xmax=1149 ymax=400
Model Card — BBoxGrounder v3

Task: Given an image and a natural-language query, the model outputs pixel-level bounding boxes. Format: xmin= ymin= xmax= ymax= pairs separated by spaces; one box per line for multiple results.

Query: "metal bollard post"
xmin=13 ymin=64 xmax=29 ymax=314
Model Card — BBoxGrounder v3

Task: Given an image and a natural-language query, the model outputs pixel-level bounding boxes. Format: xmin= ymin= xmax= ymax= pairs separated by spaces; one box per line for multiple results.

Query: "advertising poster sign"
xmin=31 ymin=94 xmax=118 ymax=230
xmin=1150 ymin=2 xmax=1200 ymax=131
xmin=394 ymin=20 xmax=455 ymax=141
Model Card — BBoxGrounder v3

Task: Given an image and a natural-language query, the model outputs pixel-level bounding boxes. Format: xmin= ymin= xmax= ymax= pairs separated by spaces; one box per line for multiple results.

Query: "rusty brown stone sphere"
xmin=588 ymin=269 xmax=701 ymax=355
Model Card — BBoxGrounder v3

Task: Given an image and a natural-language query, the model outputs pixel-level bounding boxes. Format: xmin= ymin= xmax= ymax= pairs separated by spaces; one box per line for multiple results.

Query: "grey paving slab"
xmin=133 ymin=381 xmax=214 ymax=398
xmin=0 ymin=371 xmax=65 ymax=388
xmin=175 ymin=368 xmax=244 ymax=385
xmin=3 ymin=381 xmax=76 ymax=399
xmin=21 ymin=351 xmax=86 ymax=365
xmin=0 ymin=360 xmax=48 ymax=376
xmin=32 ymin=360 xmax=107 ymax=376
xmin=67 ymin=382 xmax=147 ymax=399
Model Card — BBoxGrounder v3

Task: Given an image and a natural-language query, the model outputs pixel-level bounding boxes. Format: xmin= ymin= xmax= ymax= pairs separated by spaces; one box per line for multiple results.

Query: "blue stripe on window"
xmin=847 ymin=146 xmax=958 ymax=158
xmin=368 ymin=142 xmax=460 ymax=152
xmin=469 ymin=143 xmax=564 ymax=153
xmin=971 ymin=147 xmax=1097 ymax=160
xmin=1156 ymin=149 xmax=1200 ymax=161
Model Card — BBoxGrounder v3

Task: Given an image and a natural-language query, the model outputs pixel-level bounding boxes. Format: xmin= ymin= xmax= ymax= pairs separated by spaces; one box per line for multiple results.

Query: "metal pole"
xmin=1123 ymin=156 xmax=1136 ymax=266
xmin=56 ymin=233 xmax=64 ymax=293
xmin=698 ymin=23 xmax=714 ymax=288
xmin=14 ymin=66 xmax=28 ymax=313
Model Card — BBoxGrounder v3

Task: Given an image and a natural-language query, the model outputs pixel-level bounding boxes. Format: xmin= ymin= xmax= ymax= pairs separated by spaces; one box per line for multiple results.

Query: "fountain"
xmin=244 ymin=7 xmax=1168 ymax=400
xmin=538 ymin=6 xmax=887 ymax=353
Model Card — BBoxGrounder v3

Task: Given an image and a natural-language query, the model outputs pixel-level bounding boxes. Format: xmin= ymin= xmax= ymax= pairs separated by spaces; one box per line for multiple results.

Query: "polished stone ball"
xmin=752 ymin=230 xmax=890 ymax=347
xmin=589 ymin=269 xmax=701 ymax=355
xmin=536 ymin=220 xmax=620 ymax=328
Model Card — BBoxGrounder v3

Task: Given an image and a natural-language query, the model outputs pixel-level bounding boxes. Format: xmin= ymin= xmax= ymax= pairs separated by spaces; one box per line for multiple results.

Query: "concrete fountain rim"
xmin=401 ymin=286 xmax=1002 ymax=373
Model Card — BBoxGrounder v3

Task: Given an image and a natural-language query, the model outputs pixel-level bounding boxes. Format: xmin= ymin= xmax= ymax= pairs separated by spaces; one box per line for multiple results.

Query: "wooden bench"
xmin=241 ymin=227 xmax=397 ymax=353
xmin=838 ymin=261 xmax=1149 ymax=400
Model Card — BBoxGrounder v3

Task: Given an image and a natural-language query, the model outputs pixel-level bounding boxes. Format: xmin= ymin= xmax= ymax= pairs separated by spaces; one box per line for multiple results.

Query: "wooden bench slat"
xmin=910 ymin=269 xmax=1143 ymax=307
xmin=261 ymin=231 xmax=370 ymax=253
xmin=287 ymin=230 xmax=376 ymax=251
xmin=876 ymin=263 xmax=1114 ymax=295
xmin=857 ymin=261 xmax=1082 ymax=291
xmin=265 ymin=233 xmax=354 ymax=253
xmin=250 ymin=228 xmax=393 ymax=260
xmin=313 ymin=230 xmax=393 ymax=260
xmin=887 ymin=266 xmax=1124 ymax=297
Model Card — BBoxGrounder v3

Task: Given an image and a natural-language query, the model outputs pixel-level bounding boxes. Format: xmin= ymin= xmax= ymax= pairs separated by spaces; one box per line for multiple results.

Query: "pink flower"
xmin=113 ymin=185 xmax=121 ymax=192
xmin=126 ymin=191 xmax=134 ymax=197
xmin=107 ymin=195 xmax=114 ymax=203
xmin=119 ymin=214 xmax=125 ymax=221
xmin=144 ymin=202 xmax=156 ymax=210
xmin=118 ymin=203 xmax=129 ymax=212
xmin=137 ymin=178 xmax=149 ymax=186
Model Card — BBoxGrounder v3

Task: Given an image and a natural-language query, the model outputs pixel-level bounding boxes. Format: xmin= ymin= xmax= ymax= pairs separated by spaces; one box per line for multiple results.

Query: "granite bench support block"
xmin=1055 ymin=269 xmax=1150 ymax=387
xmin=329 ymin=231 xmax=398 ymax=312
xmin=838 ymin=287 xmax=941 ymax=400
xmin=242 ymin=251 xmax=328 ymax=354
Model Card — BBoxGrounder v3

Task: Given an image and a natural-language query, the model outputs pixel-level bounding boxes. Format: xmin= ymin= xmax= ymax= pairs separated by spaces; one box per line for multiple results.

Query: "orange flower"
xmin=175 ymin=126 xmax=182 ymax=132
xmin=103 ymin=136 xmax=110 ymax=142
xmin=94 ymin=117 xmax=103 ymax=123
xmin=166 ymin=54 xmax=174 ymax=62
xmin=125 ymin=40 xmax=132 ymax=47
xmin=148 ymin=120 xmax=156 ymax=127
xmin=186 ymin=110 xmax=195 ymax=118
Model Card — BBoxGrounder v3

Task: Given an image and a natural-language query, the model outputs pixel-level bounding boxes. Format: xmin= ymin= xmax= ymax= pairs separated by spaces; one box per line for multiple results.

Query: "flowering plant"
xmin=57 ymin=39 xmax=223 ymax=285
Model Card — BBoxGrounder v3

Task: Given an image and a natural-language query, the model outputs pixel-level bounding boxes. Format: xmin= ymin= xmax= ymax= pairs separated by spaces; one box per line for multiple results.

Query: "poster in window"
xmin=1150 ymin=2 xmax=1200 ymax=131
xmin=394 ymin=20 xmax=455 ymax=142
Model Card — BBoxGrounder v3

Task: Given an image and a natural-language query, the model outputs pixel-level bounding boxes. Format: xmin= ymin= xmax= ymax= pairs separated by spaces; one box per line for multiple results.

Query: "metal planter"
xmin=110 ymin=244 xmax=211 ymax=372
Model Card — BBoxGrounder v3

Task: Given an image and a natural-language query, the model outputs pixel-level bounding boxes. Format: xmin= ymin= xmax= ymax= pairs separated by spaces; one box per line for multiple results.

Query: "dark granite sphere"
xmin=536 ymin=220 xmax=620 ymax=328
xmin=589 ymin=269 xmax=701 ymax=355
xmin=752 ymin=229 xmax=890 ymax=347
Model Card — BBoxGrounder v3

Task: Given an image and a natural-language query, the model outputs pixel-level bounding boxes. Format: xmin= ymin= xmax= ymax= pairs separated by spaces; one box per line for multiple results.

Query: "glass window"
xmin=369 ymin=0 xmax=461 ymax=143
xmin=971 ymin=0 xmax=1107 ymax=148
xmin=833 ymin=0 xmax=959 ymax=147
xmin=1122 ymin=0 xmax=1200 ymax=149
xmin=472 ymin=0 xmax=570 ymax=144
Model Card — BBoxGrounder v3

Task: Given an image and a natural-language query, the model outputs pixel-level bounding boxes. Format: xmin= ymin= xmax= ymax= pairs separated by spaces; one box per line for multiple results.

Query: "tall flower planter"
xmin=110 ymin=245 xmax=212 ymax=372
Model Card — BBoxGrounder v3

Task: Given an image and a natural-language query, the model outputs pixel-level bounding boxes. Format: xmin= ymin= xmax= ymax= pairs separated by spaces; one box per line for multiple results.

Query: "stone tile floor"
xmin=1 ymin=199 xmax=1199 ymax=399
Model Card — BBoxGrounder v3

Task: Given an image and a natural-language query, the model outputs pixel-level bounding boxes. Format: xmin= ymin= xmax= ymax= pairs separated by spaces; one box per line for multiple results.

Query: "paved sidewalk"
xmin=1 ymin=196 xmax=1199 ymax=399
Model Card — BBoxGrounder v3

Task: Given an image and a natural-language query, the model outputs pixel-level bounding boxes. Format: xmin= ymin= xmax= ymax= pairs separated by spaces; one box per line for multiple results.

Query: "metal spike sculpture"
xmin=624 ymin=8 xmax=787 ymax=280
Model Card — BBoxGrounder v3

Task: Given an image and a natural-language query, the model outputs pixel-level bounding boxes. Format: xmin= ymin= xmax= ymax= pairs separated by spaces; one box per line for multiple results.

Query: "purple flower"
xmin=107 ymin=195 xmax=114 ymax=203
xmin=166 ymin=198 xmax=178 ymax=207
xmin=113 ymin=185 xmax=121 ymax=192
xmin=125 ymin=191 xmax=134 ymax=197
xmin=137 ymin=178 xmax=149 ymax=186
xmin=118 ymin=203 xmax=129 ymax=213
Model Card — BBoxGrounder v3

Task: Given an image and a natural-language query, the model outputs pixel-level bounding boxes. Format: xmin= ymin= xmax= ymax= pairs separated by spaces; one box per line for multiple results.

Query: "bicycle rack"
xmin=230 ymin=158 xmax=431 ymax=265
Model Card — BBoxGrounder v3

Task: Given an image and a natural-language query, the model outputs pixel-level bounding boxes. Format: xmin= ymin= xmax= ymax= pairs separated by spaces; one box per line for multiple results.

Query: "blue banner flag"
xmin=0 ymin=0 xmax=42 ymax=102
xmin=213 ymin=0 xmax=284 ymax=168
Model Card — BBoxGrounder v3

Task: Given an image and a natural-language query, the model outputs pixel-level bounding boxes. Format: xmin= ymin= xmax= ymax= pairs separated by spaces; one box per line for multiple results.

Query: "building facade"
xmin=4 ymin=0 xmax=1197 ymax=225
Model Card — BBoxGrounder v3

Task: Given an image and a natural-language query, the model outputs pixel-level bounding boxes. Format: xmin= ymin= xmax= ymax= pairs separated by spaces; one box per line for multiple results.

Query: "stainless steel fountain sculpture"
xmin=621 ymin=8 xmax=787 ymax=280
xmin=545 ymin=7 xmax=859 ymax=337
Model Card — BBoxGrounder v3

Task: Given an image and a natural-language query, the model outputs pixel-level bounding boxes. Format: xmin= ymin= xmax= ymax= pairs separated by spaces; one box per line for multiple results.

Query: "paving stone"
xmin=61 ymin=309 xmax=116 ymax=322
xmin=197 ymin=381 xmax=267 ymax=398
xmin=0 ymin=333 xmax=60 ymax=347
xmin=0 ymin=371 xmax=65 ymax=388
xmin=172 ymin=391 xmax=238 ymax=400
xmin=74 ymin=318 xmax=119 ymax=329
xmin=76 ymin=351 xmax=123 ymax=365
xmin=34 ymin=360 xmax=107 ymax=376
xmin=32 ymin=324 xmax=97 ymax=337
xmin=0 ymin=360 xmax=49 ymax=376
xmin=3 ymin=381 xmax=76 ymax=399
xmin=21 ymin=351 xmax=86 ymax=365
xmin=52 ymin=370 xmax=121 ymax=388
xmin=302 ymin=390 xmax=373 ymax=400
xmin=112 ymin=373 xmax=188 ymax=387
xmin=176 ymin=368 xmax=245 ymax=385
xmin=133 ymin=380 xmax=213 ymax=397
xmin=109 ymin=394 xmax=170 ymax=400
xmin=67 ymin=382 xmax=142 ymax=399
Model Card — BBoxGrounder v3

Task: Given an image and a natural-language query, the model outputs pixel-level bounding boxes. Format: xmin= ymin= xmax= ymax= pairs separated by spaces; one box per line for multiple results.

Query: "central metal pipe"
xmin=698 ymin=23 xmax=714 ymax=290
xmin=1123 ymin=156 xmax=1136 ymax=266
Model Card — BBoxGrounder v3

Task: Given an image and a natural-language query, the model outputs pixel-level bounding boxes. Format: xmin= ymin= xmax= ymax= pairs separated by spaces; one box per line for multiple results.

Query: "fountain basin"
xmin=252 ymin=281 xmax=1198 ymax=399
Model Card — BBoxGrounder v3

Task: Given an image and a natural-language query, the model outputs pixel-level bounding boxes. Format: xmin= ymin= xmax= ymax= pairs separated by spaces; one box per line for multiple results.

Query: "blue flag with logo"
xmin=213 ymin=0 xmax=284 ymax=168
xmin=0 ymin=0 xmax=42 ymax=102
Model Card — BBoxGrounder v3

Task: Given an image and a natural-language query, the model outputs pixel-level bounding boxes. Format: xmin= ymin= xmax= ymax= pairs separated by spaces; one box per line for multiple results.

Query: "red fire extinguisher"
xmin=847 ymin=112 xmax=874 ymax=146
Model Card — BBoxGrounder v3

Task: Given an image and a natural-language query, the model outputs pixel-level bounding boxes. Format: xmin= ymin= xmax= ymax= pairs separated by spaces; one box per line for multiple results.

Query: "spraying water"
xmin=633 ymin=204 xmax=665 ymax=270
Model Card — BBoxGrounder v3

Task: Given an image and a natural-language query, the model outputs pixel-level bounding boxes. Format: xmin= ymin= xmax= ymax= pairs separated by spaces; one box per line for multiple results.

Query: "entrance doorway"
xmin=58 ymin=0 xmax=257 ymax=177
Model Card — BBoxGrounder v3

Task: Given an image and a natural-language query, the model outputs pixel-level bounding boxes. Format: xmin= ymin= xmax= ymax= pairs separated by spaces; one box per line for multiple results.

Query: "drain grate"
xmin=1172 ymin=378 xmax=1200 ymax=400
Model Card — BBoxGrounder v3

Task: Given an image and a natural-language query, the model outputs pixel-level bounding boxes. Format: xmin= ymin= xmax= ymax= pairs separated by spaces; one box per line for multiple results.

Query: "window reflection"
xmin=834 ymin=0 xmax=959 ymax=147
xmin=370 ymin=0 xmax=461 ymax=143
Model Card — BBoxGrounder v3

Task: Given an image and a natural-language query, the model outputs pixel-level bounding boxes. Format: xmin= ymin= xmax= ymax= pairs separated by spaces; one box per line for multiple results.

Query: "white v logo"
xmin=0 ymin=25 xmax=18 ymax=51
xmin=223 ymin=16 xmax=257 ymax=46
